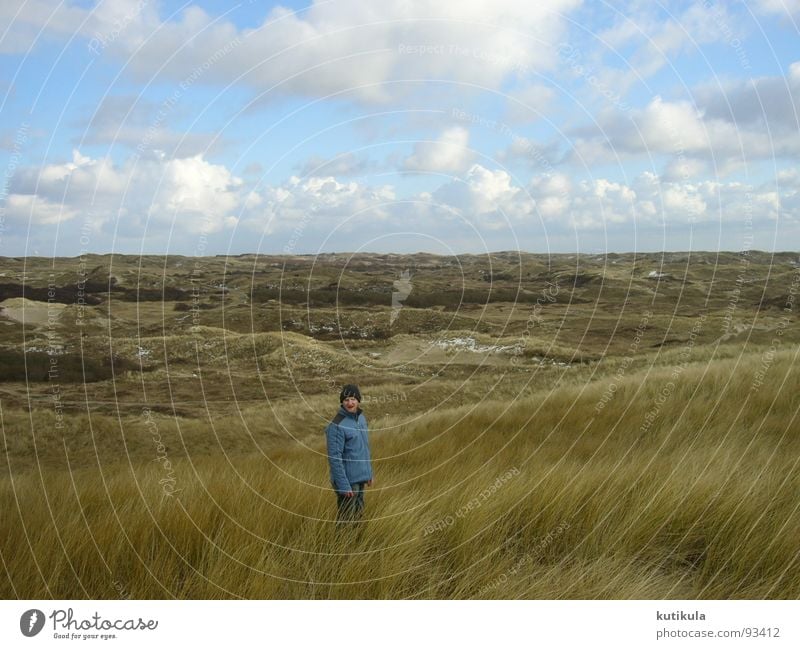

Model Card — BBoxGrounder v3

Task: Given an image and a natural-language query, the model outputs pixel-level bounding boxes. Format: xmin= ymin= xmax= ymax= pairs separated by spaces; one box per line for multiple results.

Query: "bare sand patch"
xmin=0 ymin=298 xmax=66 ymax=325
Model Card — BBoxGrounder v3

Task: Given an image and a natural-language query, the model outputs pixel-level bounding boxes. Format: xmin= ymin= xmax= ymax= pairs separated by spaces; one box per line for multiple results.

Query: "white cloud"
xmin=577 ymin=96 xmax=716 ymax=158
xmin=7 ymin=151 xmax=243 ymax=234
xmin=504 ymin=84 xmax=557 ymax=124
xmin=661 ymin=183 xmax=707 ymax=219
xmin=297 ymin=152 xmax=377 ymax=178
xmin=7 ymin=149 xmax=798 ymax=252
xmin=403 ymin=126 xmax=473 ymax=174
xmin=534 ymin=175 xmax=636 ymax=227
xmin=662 ymin=157 xmax=709 ymax=182
xmin=425 ymin=164 xmax=796 ymax=233
xmin=433 ymin=164 xmax=532 ymax=223
xmin=777 ymin=167 xmax=800 ymax=188
xmin=12 ymin=150 xmax=126 ymax=204
xmin=635 ymin=97 xmax=711 ymax=152
xmin=0 ymin=0 xmax=158 ymax=54
xmin=495 ymin=137 xmax=561 ymax=171
xmin=4 ymin=194 xmax=79 ymax=225
xmin=519 ymin=169 xmax=795 ymax=229
xmin=694 ymin=62 xmax=800 ymax=133
xmin=570 ymin=62 xmax=800 ymax=167
xmin=2 ymin=1 xmax=581 ymax=102
xmin=80 ymin=95 xmax=225 ymax=157
xmin=146 ymin=155 xmax=243 ymax=233
xmin=751 ymin=0 xmax=800 ymax=17
xmin=242 ymin=173 xmax=397 ymax=236
xmin=591 ymin=2 xmax=745 ymax=96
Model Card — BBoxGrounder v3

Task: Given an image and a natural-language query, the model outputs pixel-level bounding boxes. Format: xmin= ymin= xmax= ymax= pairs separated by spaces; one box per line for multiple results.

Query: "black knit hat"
xmin=339 ymin=384 xmax=362 ymax=402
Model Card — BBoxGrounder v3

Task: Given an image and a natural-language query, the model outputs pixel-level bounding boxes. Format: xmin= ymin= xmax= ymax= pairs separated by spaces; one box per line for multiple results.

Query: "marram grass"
xmin=1 ymin=350 xmax=798 ymax=598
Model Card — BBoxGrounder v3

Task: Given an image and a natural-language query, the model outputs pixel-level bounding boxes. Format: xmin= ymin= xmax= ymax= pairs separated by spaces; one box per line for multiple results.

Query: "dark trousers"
xmin=336 ymin=482 xmax=366 ymax=525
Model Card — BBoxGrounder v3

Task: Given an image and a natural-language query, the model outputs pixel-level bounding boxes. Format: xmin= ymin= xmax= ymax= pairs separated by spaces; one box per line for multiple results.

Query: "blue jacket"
xmin=325 ymin=406 xmax=373 ymax=494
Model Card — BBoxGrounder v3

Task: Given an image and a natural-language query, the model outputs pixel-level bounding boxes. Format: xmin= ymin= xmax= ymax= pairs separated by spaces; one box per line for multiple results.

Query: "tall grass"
xmin=1 ymin=349 xmax=798 ymax=598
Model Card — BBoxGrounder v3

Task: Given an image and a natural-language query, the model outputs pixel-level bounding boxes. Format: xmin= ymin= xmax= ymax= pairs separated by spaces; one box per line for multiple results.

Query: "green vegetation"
xmin=0 ymin=251 xmax=798 ymax=598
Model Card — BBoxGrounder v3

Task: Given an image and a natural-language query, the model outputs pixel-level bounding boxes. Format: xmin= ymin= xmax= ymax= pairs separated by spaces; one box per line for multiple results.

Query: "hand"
xmin=343 ymin=491 xmax=354 ymax=498
xmin=366 ymin=479 xmax=373 ymax=487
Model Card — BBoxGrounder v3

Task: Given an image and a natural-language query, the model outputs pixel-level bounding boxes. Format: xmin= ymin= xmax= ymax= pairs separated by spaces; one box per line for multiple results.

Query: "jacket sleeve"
xmin=362 ymin=415 xmax=373 ymax=473
xmin=325 ymin=422 xmax=351 ymax=494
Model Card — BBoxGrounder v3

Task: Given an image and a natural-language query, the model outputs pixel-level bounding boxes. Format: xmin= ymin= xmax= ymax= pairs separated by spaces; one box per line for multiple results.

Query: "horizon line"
xmin=3 ymin=248 xmax=800 ymax=260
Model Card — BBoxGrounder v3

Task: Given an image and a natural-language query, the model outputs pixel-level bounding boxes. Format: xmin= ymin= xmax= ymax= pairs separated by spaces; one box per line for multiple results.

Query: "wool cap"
xmin=339 ymin=384 xmax=362 ymax=402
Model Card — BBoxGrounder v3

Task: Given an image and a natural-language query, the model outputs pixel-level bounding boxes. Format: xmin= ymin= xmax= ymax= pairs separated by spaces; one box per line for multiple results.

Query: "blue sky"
xmin=0 ymin=0 xmax=798 ymax=256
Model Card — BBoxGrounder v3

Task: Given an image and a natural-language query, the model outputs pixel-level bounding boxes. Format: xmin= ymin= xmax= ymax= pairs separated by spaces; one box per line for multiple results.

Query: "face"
xmin=343 ymin=396 xmax=359 ymax=413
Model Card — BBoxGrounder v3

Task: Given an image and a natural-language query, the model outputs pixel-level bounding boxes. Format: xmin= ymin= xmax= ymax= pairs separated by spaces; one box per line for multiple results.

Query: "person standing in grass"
xmin=325 ymin=384 xmax=373 ymax=525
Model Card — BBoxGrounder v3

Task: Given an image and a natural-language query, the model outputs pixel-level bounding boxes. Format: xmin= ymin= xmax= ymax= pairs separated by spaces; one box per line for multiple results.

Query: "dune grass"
xmin=1 ymin=347 xmax=798 ymax=599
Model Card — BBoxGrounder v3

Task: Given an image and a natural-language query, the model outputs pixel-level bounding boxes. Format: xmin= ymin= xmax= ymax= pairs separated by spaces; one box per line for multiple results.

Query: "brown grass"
xmin=1 ymin=347 xmax=798 ymax=598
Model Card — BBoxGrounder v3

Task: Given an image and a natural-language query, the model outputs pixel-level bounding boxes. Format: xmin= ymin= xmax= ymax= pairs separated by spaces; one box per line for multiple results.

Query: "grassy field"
xmin=1 ymin=251 xmax=798 ymax=598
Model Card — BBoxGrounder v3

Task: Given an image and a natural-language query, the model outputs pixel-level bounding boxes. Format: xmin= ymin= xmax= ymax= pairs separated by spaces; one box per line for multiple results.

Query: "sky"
xmin=0 ymin=0 xmax=799 ymax=257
